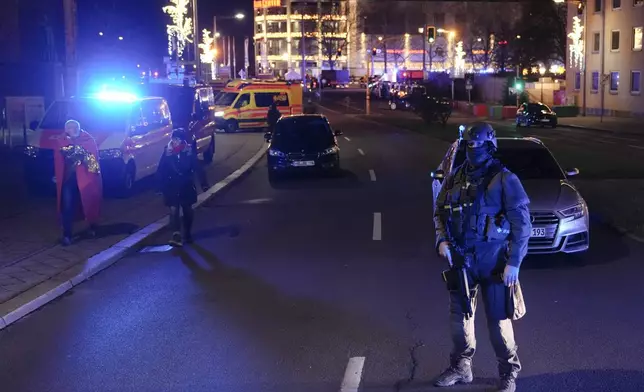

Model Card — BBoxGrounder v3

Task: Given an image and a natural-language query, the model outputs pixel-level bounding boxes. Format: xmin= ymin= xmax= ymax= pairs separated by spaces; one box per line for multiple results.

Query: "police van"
xmin=24 ymin=93 xmax=173 ymax=196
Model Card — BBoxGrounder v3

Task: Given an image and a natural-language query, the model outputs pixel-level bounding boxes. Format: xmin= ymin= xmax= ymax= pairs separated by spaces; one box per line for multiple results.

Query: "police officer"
xmin=433 ymin=122 xmax=531 ymax=392
xmin=267 ymin=101 xmax=281 ymax=134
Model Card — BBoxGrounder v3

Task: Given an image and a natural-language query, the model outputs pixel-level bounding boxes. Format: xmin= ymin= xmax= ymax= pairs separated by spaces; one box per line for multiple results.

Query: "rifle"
xmin=441 ymin=247 xmax=474 ymax=320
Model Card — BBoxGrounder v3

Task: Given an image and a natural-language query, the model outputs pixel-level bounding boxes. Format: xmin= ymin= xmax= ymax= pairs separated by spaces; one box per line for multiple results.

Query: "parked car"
xmin=516 ymin=102 xmax=558 ymax=128
xmin=265 ymin=114 xmax=342 ymax=180
xmin=389 ymin=85 xmax=427 ymax=111
xmin=430 ymin=136 xmax=589 ymax=254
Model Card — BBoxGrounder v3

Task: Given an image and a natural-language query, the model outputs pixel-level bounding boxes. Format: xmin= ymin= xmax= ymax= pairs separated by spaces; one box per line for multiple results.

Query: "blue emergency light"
xmin=93 ymin=91 xmax=137 ymax=102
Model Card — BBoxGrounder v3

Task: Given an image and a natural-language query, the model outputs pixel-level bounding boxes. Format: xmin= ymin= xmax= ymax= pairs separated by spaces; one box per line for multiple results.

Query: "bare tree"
xmin=314 ymin=1 xmax=356 ymax=70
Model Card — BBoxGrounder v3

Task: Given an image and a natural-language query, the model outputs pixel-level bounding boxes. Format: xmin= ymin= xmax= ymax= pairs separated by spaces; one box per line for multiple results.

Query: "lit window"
xmin=633 ymin=27 xmax=643 ymax=50
xmin=631 ymin=71 xmax=641 ymax=93
xmin=593 ymin=32 xmax=601 ymax=52
xmin=610 ymin=71 xmax=619 ymax=92
xmin=591 ymin=71 xmax=600 ymax=92
xmin=611 ymin=30 xmax=620 ymax=50
xmin=574 ymin=72 xmax=581 ymax=90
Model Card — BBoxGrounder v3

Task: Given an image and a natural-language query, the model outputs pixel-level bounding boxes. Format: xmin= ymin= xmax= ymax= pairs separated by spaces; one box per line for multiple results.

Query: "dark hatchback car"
xmin=516 ymin=102 xmax=558 ymax=128
xmin=265 ymin=115 xmax=342 ymax=179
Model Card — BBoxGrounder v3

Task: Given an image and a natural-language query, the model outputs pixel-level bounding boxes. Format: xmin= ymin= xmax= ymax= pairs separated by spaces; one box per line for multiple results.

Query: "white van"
xmin=23 ymin=95 xmax=173 ymax=196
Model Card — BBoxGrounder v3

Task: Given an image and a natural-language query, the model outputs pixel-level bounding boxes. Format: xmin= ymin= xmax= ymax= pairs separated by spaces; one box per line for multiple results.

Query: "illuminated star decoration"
xmin=568 ymin=16 xmax=584 ymax=69
xmin=163 ymin=0 xmax=193 ymax=58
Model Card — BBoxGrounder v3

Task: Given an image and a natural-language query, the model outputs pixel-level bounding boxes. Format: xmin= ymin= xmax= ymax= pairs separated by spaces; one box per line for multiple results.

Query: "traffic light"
xmin=371 ymin=47 xmax=377 ymax=56
xmin=426 ymin=26 xmax=436 ymax=43
xmin=577 ymin=2 xmax=584 ymax=15
xmin=514 ymin=79 xmax=524 ymax=92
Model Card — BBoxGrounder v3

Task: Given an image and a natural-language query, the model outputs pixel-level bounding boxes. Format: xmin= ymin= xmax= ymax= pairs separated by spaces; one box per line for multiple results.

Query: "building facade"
xmin=566 ymin=0 xmax=644 ymax=116
xmin=253 ymin=0 xmax=359 ymax=77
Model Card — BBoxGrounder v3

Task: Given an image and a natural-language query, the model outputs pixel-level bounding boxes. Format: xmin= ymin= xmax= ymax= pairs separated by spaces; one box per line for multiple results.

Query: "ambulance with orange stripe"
xmin=23 ymin=92 xmax=173 ymax=196
xmin=212 ymin=80 xmax=303 ymax=133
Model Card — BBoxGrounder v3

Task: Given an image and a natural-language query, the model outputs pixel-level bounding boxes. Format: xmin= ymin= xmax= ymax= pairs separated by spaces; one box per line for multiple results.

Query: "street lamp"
xmin=235 ymin=13 xmax=245 ymax=19
xmin=118 ymin=36 xmax=124 ymax=40
xmin=212 ymin=12 xmax=246 ymax=80
xmin=378 ymin=36 xmax=383 ymax=41
xmin=419 ymin=27 xmax=426 ymax=75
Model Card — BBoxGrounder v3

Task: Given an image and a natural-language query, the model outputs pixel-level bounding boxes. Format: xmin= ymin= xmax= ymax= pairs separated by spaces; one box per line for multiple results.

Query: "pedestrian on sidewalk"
xmin=157 ymin=130 xmax=209 ymax=247
xmin=54 ymin=119 xmax=102 ymax=246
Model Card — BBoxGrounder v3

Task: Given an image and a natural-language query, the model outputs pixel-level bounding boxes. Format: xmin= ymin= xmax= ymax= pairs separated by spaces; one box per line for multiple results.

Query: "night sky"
xmin=77 ymin=0 xmax=254 ymax=72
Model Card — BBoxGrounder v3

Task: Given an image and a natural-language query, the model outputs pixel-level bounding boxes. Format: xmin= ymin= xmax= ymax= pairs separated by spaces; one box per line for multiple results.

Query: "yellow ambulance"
xmin=212 ymin=80 xmax=303 ymax=133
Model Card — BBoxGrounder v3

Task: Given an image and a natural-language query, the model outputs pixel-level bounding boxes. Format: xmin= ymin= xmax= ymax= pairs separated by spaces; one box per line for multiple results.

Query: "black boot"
xmin=169 ymin=232 xmax=183 ymax=247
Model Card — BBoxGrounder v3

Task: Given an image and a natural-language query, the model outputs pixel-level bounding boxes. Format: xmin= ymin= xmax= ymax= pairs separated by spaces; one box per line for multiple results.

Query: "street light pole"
xmin=419 ymin=27 xmax=426 ymax=77
xmin=213 ymin=16 xmax=219 ymax=79
xmin=193 ymin=0 xmax=200 ymax=81
xmin=63 ymin=0 xmax=78 ymax=97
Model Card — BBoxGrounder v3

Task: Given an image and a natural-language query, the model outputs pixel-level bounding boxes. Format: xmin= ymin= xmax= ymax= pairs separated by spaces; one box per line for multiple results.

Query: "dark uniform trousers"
xmin=448 ymin=242 xmax=521 ymax=378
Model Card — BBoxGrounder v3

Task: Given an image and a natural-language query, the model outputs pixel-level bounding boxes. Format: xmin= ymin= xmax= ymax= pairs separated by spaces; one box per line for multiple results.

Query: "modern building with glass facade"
xmin=253 ymin=0 xmax=359 ymax=77
xmin=565 ymin=0 xmax=644 ymax=116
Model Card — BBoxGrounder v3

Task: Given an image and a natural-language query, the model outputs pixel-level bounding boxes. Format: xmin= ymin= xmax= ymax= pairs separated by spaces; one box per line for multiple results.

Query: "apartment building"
xmin=566 ymin=0 xmax=644 ymax=116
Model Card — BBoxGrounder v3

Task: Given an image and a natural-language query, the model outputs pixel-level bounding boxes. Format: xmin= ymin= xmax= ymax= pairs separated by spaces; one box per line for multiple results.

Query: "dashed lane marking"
xmin=340 ymin=357 xmax=366 ymax=392
xmin=369 ymin=169 xmax=377 ymax=181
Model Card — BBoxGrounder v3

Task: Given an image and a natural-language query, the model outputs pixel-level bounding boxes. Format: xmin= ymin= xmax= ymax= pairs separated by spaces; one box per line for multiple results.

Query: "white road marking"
xmin=369 ymin=169 xmax=377 ymax=181
xmin=628 ymin=144 xmax=644 ymax=150
xmin=239 ymin=198 xmax=272 ymax=204
xmin=340 ymin=357 xmax=366 ymax=392
xmin=372 ymin=212 xmax=382 ymax=241
xmin=358 ymin=148 xmax=365 ymax=156
xmin=344 ymin=136 xmax=351 ymax=142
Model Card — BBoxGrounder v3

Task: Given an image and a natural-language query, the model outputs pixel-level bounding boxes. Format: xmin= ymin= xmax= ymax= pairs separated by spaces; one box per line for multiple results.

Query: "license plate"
xmin=531 ymin=227 xmax=546 ymax=237
xmin=291 ymin=160 xmax=315 ymax=167
xmin=541 ymin=118 xmax=551 ymax=122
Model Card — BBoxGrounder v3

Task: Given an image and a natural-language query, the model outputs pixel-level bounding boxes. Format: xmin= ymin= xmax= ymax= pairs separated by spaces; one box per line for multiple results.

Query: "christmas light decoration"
xmin=163 ymin=0 xmax=193 ymax=58
xmin=454 ymin=41 xmax=465 ymax=76
xmin=199 ymin=29 xmax=215 ymax=64
xmin=568 ymin=15 xmax=584 ymax=69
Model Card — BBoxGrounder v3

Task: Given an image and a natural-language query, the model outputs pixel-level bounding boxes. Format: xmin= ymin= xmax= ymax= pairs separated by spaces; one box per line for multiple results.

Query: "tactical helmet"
xmin=461 ymin=122 xmax=497 ymax=150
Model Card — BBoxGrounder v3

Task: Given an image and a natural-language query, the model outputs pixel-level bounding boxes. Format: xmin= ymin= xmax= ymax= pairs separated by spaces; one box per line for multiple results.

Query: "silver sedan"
xmin=431 ymin=137 xmax=589 ymax=254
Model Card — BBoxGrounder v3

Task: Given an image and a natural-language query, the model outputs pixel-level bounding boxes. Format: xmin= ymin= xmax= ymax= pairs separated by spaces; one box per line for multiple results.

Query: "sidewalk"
xmin=557 ymin=115 xmax=644 ymax=135
xmin=0 ymin=134 xmax=265 ymax=306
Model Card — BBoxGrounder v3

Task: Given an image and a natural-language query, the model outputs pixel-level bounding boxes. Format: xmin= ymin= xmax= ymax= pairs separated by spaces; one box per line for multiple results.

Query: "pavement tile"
xmin=0 ymin=275 xmax=24 ymax=286
xmin=0 ymin=134 xmax=265 ymax=305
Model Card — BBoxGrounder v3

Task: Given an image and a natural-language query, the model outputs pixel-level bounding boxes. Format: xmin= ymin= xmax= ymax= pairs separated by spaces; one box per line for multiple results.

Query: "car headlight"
xmin=321 ymin=146 xmax=339 ymax=155
xmin=559 ymin=203 xmax=585 ymax=219
xmin=268 ymin=149 xmax=286 ymax=158
xmin=214 ymin=111 xmax=224 ymax=117
xmin=24 ymin=145 xmax=39 ymax=158
xmin=99 ymin=148 xmax=123 ymax=160
xmin=541 ymin=110 xmax=548 ymax=114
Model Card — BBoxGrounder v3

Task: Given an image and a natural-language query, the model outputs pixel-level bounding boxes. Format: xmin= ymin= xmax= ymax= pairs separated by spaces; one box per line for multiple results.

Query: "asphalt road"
xmin=1 ymin=111 xmax=644 ymax=392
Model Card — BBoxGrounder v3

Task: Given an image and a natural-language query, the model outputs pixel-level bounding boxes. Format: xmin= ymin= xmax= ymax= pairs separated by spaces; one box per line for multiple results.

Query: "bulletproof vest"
xmin=441 ymin=163 xmax=510 ymax=249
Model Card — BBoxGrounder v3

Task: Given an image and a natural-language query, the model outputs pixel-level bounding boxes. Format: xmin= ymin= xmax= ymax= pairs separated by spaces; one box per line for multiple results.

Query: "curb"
xmin=0 ymin=144 xmax=269 ymax=330
xmin=555 ymin=123 xmax=643 ymax=137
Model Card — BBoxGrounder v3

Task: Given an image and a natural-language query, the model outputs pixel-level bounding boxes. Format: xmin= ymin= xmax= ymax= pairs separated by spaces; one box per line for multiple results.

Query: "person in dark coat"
xmin=267 ymin=101 xmax=282 ymax=133
xmin=157 ymin=130 xmax=209 ymax=247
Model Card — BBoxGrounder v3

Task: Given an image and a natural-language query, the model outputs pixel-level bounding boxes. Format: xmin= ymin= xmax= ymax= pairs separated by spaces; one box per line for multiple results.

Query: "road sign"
xmin=466 ymin=83 xmax=472 ymax=91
